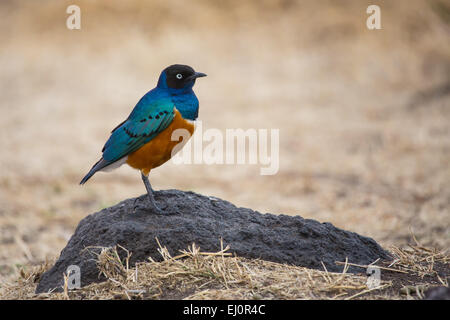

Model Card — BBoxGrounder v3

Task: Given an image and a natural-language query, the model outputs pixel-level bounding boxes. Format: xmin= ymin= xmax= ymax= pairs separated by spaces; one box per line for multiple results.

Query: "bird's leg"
xmin=140 ymin=172 xmax=163 ymax=214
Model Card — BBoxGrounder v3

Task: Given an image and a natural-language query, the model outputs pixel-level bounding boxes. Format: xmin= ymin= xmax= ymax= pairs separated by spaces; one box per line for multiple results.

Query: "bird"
xmin=80 ymin=64 xmax=206 ymax=213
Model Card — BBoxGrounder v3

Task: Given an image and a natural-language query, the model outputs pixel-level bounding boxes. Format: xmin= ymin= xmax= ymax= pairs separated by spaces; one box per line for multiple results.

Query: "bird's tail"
xmin=80 ymin=158 xmax=110 ymax=185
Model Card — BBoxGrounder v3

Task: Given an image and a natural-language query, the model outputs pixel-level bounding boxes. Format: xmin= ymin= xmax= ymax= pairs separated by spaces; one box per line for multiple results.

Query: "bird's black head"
xmin=160 ymin=64 xmax=207 ymax=90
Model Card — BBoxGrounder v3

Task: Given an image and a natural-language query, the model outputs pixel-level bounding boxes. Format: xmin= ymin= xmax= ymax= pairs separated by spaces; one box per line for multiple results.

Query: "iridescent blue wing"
xmin=80 ymin=90 xmax=175 ymax=184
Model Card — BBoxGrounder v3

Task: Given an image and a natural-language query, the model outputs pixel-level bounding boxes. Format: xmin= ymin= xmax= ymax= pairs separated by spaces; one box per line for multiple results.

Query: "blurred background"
xmin=0 ymin=0 xmax=449 ymax=284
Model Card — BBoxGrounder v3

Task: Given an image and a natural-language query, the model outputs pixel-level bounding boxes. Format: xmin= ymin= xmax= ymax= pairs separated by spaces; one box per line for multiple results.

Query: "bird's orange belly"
xmin=126 ymin=109 xmax=194 ymax=175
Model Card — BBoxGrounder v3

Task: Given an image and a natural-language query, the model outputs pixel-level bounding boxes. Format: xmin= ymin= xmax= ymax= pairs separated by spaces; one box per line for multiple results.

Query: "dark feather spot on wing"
xmin=142 ymin=132 xmax=153 ymax=137
xmin=124 ymin=127 xmax=138 ymax=138
xmin=155 ymin=115 xmax=160 ymax=119
xmin=140 ymin=119 xmax=146 ymax=123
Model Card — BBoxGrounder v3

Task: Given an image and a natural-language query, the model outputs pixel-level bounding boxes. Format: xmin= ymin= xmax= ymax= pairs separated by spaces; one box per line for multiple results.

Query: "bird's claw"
xmin=150 ymin=203 xmax=164 ymax=214
xmin=133 ymin=197 xmax=163 ymax=214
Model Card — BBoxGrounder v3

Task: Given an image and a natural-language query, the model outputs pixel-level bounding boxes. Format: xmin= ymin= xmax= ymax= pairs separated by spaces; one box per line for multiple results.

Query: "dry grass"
xmin=1 ymin=237 xmax=447 ymax=300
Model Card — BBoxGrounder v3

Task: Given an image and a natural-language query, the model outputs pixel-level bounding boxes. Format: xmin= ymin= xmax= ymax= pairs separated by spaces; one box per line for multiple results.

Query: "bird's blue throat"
xmin=170 ymin=92 xmax=199 ymax=121
xmin=157 ymin=71 xmax=199 ymax=121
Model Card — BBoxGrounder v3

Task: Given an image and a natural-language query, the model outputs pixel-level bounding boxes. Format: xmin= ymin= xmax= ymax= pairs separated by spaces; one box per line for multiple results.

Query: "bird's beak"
xmin=195 ymin=72 xmax=207 ymax=78
xmin=188 ymin=72 xmax=207 ymax=81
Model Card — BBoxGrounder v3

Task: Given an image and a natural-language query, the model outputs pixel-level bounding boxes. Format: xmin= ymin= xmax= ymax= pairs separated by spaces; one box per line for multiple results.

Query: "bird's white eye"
xmin=176 ymin=73 xmax=183 ymax=79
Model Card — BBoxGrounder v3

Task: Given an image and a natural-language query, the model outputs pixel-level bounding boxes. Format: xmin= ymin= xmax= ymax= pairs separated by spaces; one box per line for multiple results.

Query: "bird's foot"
xmin=149 ymin=202 xmax=163 ymax=214
xmin=133 ymin=196 xmax=163 ymax=214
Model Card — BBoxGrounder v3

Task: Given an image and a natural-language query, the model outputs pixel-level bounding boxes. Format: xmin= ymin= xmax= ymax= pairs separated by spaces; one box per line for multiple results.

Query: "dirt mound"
xmin=36 ymin=190 xmax=390 ymax=293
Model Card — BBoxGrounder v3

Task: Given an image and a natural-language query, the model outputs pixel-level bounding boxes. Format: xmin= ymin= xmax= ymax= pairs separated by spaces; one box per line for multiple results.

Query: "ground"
xmin=0 ymin=0 xmax=448 ymax=299
xmin=2 ymin=240 xmax=448 ymax=300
